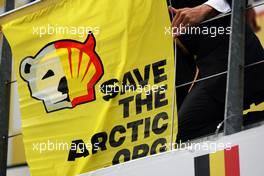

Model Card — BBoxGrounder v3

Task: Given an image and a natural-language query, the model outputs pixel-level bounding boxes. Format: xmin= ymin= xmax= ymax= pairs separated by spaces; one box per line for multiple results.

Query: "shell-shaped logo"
xmin=20 ymin=33 xmax=104 ymax=113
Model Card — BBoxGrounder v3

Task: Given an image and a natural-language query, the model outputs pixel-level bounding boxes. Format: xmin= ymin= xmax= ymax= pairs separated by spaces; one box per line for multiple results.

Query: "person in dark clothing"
xmin=175 ymin=45 xmax=197 ymax=109
xmin=170 ymin=0 xmax=264 ymax=142
xmin=166 ymin=1 xmax=197 ymax=109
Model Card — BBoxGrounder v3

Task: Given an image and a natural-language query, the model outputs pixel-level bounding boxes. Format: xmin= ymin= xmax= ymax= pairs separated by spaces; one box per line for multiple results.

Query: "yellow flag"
xmin=1 ymin=0 xmax=176 ymax=175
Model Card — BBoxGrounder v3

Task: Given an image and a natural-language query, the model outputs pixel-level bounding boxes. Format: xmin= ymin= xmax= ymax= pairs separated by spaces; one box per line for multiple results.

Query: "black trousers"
xmin=176 ymin=25 xmax=264 ymax=142
xmin=177 ymin=83 xmax=224 ymax=142
xmin=177 ymin=77 xmax=264 ymax=143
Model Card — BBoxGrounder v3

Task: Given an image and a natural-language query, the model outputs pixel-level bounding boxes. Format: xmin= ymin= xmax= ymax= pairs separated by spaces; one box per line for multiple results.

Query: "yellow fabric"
xmin=8 ymin=135 xmax=26 ymax=166
xmin=209 ymin=150 xmax=226 ymax=176
xmin=256 ymin=13 xmax=264 ymax=48
xmin=0 ymin=0 xmax=3 ymax=8
xmin=1 ymin=0 xmax=176 ymax=175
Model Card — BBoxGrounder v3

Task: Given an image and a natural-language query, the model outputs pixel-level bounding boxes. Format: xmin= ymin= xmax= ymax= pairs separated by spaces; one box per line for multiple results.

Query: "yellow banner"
xmin=1 ymin=0 xmax=176 ymax=175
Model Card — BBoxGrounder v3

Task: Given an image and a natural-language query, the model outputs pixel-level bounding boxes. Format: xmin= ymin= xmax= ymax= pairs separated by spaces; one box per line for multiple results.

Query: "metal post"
xmin=4 ymin=0 xmax=15 ymax=11
xmin=0 ymin=1 xmax=15 ymax=176
xmin=224 ymin=0 xmax=246 ymax=135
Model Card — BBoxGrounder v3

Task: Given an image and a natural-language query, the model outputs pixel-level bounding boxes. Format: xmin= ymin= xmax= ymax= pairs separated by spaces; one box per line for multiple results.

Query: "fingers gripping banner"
xmin=1 ymin=0 xmax=176 ymax=175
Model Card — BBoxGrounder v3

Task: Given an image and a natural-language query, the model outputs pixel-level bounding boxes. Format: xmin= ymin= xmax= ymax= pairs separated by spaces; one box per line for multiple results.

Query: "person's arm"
xmin=170 ymin=0 xmax=260 ymax=36
xmin=247 ymin=10 xmax=260 ymax=32
xmin=204 ymin=0 xmax=231 ymax=13
xmin=226 ymin=0 xmax=261 ymax=32
xmin=169 ymin=0 xmax=230 ymax=30
xmin=169 ymin=4 xmax=220 ymax=31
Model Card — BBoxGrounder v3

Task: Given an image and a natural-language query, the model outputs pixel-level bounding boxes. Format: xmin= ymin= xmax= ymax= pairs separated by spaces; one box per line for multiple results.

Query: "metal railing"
xmin=1 ymin=0 xmax=264 ymax=175
xmin=0 ymin=1 xmax=14 ymax=176
xmin=224 ymin=0 xmax=246 ymax=135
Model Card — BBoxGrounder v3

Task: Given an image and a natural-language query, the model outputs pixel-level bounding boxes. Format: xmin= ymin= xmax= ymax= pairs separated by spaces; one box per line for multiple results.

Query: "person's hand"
xmin=247 ymin=8 xmax=261 ymax=33
xmin=169 ymin=5 xmax=219 ymax=37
